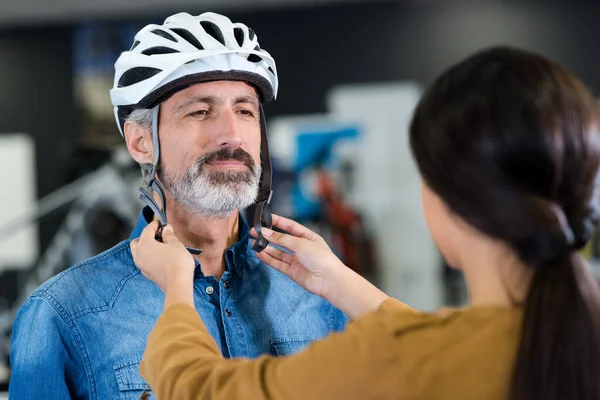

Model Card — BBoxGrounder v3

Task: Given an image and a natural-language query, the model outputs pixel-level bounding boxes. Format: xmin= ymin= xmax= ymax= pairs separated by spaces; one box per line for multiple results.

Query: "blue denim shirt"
xmin=9 ymin=208 xmax=348 ymax=399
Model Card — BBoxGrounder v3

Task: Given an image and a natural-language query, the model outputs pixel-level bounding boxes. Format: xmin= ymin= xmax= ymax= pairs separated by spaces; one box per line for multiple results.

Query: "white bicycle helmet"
xmin=110 ymin=11 xmax=278 ymax=252
xmin=110 ymin=11 xmax=278 ymax=135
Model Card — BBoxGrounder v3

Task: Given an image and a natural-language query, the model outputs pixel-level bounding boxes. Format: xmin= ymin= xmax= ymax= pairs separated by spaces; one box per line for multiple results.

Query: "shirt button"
xmin=205 ymin=286 xmax=214 ymax=295
xmin=225 ymin=309 xmax=232 ymax=317
xmin=223 ymin=280 xmax=230 ymax=289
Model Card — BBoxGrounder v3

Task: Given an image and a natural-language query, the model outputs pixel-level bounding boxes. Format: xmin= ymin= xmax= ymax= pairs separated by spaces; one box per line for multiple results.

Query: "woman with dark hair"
xmin=131 ymin=45 xmax=600 ymax=400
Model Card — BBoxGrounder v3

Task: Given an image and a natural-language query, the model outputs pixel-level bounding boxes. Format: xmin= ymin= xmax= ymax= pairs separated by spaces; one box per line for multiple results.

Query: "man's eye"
xmin=238 ymin=109 xmax=254 ymax=116
xmin=189 ymin=110 xmax=209 ymax=117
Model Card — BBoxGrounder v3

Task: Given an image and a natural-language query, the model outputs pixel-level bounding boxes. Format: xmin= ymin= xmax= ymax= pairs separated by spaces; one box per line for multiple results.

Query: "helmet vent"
xmin=200 ymin=21 xmax=226 ymax=46
xmin=141 ymin=46 xmax=180 ymax=55
xmin=171 ymin=28 xmax=204 ymax=50
xmin=248 ymin=54 xmax=263 ymax=63
xmin=151 ymin=29 xmax=177 ymax=42
xmin=248 ymin=28 xmax=255 ymax=41
xmin=233 ymin=27 xmax=245 ymax=47
xmin=247 ymin=45 xmax=262 ymax=63
xmin=130 ymin=40 xmax=141 ymax=51
xmin=118 ymin=67 xmax=162 ymax=88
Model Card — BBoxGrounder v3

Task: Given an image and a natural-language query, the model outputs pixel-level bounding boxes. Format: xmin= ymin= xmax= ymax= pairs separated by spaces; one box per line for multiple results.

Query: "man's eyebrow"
xmin=234 ymin=96 xmax=260 ymax=108
xmin=174 ymin=95 xmax=222 ymax=113
xmin=174 ymin=95 xmax=259 ymax=113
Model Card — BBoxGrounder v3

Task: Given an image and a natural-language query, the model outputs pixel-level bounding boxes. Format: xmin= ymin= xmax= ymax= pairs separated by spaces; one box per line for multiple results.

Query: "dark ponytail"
xmin=409 ymin=46 xmax=600 ymax=399
xmin=511 ymin=252 xmax=600 ymax=400
xmin=510 ymin=199 xmax=600 ymax=400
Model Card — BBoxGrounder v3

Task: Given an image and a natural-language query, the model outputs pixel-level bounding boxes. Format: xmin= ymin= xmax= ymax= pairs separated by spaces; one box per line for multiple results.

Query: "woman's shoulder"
xmin=378 ymin=298 xmax=522 ymax=333
xmin=377 ymin=300 xmax=522 ymax=399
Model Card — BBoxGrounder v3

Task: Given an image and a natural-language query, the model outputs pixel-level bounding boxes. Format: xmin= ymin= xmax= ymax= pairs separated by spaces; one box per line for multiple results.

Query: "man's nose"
xmin=214 ymin=110 xmax=242 ymax=149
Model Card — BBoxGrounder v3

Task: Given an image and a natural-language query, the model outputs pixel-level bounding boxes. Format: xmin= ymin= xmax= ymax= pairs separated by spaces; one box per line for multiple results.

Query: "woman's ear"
xmin=124 ymin=121 xmax=154 ymax=165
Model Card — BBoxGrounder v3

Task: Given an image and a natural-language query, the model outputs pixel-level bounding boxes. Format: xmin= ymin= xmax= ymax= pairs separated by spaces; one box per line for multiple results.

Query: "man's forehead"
xmin=163 ymin=80 xmax=260 ymax=113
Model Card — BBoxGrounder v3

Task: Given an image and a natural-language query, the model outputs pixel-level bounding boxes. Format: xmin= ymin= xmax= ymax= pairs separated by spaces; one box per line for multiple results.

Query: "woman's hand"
xmin=130 ymin=221 xmax=195 ymax=308
xmin=253 ymin=214 xmax=390 ymax=319
xmin=253 ymin=214 xmax=347 ymax=300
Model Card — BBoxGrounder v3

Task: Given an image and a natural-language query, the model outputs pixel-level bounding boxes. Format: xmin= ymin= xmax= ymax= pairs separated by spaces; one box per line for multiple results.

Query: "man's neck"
xmin=160 ymin=200 xmax=241 ymax=280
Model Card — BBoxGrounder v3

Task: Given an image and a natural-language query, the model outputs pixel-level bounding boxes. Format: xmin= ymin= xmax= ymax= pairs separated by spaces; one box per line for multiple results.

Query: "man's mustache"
xmin=196 ymin=148 xmax=256 ymax=171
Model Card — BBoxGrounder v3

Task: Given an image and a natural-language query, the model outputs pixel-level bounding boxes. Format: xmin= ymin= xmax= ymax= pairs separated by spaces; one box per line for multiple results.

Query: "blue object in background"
xmin=292 ymin=126 xmax=360 ymax=220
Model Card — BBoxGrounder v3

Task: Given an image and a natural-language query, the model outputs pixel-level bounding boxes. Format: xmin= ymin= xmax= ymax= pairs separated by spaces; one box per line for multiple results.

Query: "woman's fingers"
xmin=262 ymin=244 xmax=295 ymax=265
xmin=255 ymin=249 xmax=292 ymax=275
xmin=140 ymin=220 xmax=161 ymax=243
xmin=253 ymin=227 xmax=304 ymax=253
xmin=270 ymin=214 xmax=320 ymax=241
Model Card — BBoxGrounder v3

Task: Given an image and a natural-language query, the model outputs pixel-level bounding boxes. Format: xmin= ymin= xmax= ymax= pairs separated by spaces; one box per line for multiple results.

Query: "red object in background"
xmin=315 ymin=169 xmax=378 ymax=278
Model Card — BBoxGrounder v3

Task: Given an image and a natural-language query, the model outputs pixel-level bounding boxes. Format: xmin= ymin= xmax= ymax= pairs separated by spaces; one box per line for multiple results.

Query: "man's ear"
xmin=124 ymin=121 xmax=153 ymax=165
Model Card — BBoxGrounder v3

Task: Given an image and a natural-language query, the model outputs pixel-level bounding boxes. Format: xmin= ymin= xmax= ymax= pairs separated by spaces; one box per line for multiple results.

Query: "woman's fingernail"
xmin=262 ymin=228 xmax=273 ymax=237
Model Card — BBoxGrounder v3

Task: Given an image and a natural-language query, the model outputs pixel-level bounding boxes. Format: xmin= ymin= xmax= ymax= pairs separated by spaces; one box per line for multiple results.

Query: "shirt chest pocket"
xmin=270 ymin=336 xmax=316 ymax=356
xmin=113 ymin=358 xmax=155 ymax=400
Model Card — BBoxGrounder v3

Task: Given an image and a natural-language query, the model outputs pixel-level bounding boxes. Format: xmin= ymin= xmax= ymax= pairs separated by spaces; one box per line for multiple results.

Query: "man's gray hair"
xmin=126 ymin=108 xmax=153 ymax=132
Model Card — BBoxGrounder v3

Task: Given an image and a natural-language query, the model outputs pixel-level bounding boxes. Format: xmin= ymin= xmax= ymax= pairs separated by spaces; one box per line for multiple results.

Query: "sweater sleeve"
xmin=140 ymin=298 xmax=404 ymax=400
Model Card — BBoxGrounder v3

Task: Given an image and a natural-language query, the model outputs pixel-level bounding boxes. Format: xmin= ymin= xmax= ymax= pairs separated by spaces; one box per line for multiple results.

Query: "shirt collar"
xmin=129 ymin=206 xmax=251 ymax=277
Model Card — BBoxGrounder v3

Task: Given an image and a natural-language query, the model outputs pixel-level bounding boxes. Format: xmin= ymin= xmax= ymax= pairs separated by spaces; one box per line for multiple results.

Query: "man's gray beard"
xmin=158 ymin=158 xmax=261 ymax=220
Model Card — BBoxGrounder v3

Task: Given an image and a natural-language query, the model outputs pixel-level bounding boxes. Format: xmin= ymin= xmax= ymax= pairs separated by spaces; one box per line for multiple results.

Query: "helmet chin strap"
xmin=138 ymin=104 xmax=202 ymax=255
xmin=251 ymin=103 xmax=274 ymax=253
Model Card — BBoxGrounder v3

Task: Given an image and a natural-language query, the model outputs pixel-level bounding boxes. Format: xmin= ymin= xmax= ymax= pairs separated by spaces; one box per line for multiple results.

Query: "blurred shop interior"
xmin=1 ymin=0 xmax=600 ymax=392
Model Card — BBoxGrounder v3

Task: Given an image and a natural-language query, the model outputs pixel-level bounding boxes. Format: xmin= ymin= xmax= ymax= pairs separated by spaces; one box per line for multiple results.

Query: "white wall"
xmin=0 ymin=134 xmax=38 ymax=271
xmin=327 ymin=82 xmax=442 ymax=311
